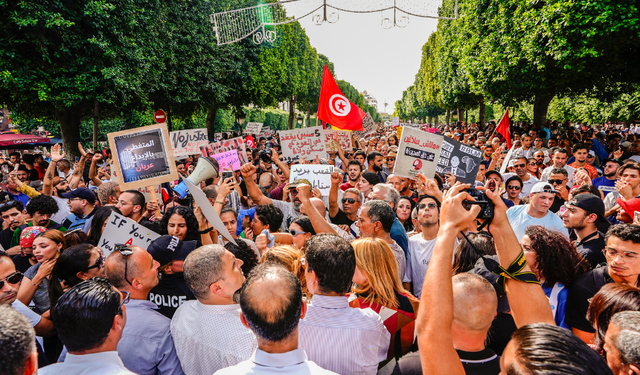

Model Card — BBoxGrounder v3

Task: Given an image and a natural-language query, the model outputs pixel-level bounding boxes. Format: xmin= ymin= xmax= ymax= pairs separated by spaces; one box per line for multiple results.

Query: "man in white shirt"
xmin=299 ymin=234 xmax=390 ymax=375
xmin=40 ymin=278 xmax=136 ymax=375
xmin=503 ymin=156 xmax=539 ymax=197
xmin=171 ymin=244 xmax=257 ymax=375
xmin=0 ymin=304 xmax=38 ymax=375
xmin=506 ymin=182 xmax=570 ymax=242
xmin=215 ymin=265 xmax=337 ymax=375
xmin=540 ymin=148 xmax=575 ymax=186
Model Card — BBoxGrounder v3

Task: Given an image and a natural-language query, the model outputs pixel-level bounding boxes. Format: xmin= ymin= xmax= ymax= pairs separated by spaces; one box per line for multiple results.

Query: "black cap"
xmin=566 ymin=194 xmax=609 ymax=228
xmin=61 ymin=187 xmax=96 ymax=203
xmin=602 ymin=158 xmax=623 ymax=167
xmin=147 ymin=235 xmax=198 ymax=266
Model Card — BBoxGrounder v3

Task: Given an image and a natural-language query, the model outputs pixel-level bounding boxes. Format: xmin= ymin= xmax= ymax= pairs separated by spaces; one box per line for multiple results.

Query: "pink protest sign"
xmin=212 ymin=149 xmax=241 ymax=171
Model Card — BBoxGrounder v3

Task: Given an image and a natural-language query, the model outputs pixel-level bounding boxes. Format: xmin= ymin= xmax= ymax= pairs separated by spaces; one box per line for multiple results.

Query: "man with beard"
xmin=593 ymin=158 xmax=622 ymax=196
xmin=570 ymin=143 xmax=599 ymax=179
xmin=330 ymin=172 xmax=361 ymax=228
xmin=366 ymin=151 xmax=387 ymax=183
xmin=340 ymin=160 xmax=362 ymax=191
xmin=484 ymin=170 xmax=514 ymax=208
xmin=541 ymin=148 xmax=576 ymax=186
xmin=561 ymin=194 xmax=608 ymax=269
xmin=10 ymin=194 xmax=65 ymax=247
xmin=388 ymin=174 xmax=413 ymax=198
xmin=0 ymin=201 xmax=26 ymax=255
xmin=61 ymin=187 xmax=98 ymax=231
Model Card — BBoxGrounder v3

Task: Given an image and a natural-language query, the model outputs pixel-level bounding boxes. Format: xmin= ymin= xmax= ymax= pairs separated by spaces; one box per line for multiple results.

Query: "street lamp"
xmin=296 ymin=114 xmax=303 ymax=127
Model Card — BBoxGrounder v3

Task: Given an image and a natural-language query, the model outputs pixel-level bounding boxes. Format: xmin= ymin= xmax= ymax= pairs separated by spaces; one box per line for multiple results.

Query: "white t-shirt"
xmin=540 ymin=165 xmax=576 ymax=187
xmin=503 ymin=173 xmax=539 ymax=198
xmin=506 ymin=204 xmax=569 ymax=242
xmin=404 ymin=236 xmax=458 ymax=299
xmin=51 ymin=195 xmax=71 ymax=225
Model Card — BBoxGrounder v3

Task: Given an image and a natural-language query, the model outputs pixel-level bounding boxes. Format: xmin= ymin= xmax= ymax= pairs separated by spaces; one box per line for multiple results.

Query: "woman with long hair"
xmin=523 ymin=225 xmax=589 ymax=329
xmin=87 ymin=206 xmax=122 ymax=246
xmin=160 ymin=205 xmax=212 ymax=246
xmin=396 ymin=197 xmax=415 ymax=233
xmin=349 ymin=237 xmax=419 ymax=366
xmin=387 ymin=134 xmax=399 ymax=147
xmin=17 ymin=229 xmax=66 ymax=314
xmin=527 ymin=157 xmax=541 ymax=179
xmin=261 ymin=245 xmax=310 ymax=300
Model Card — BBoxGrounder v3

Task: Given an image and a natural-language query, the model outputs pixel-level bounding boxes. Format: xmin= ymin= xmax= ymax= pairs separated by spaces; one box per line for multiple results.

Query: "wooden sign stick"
xmin=148 ymin=186 xmax=162 ymax=219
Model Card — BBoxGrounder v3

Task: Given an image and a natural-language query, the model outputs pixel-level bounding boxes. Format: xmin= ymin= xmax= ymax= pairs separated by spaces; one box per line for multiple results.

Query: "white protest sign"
xmin=394 ymin=127 xmax=444 ymax=179
xmin=258 ymin=126 xmax=271 ymax=139
xmin=278 ymin=126 xmax=326 ymax=164
xmin=98 ymin=211 xmax=161 ymax=257
xmin=323 ymin=129 xmax=352 ymax=153
xmin=392 ymin=117 xmax=400 ymax=126
xmin=244 ymin=122 xmax=263 ymax=135
xmin=182 ymin=178 xmax=237 ymax=245
xmin=500 ymin=146 xmax=516 ymax=175
xmin=353 ymin=114 xmax=376 ymax=138
xmin=170 ymin=129 xmax=210 ymax=158
xmin=289 ymin=164 xmax=334 ymax=195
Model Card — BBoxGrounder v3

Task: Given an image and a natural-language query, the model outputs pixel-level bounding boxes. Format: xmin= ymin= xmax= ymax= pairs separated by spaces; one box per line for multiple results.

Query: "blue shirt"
xmin=542 ymin=282 xmax=570 ymax=329
xmin=592 ymin=176 xmax=617 ymax=196
xmin=8 ymin=192 xmax=29 ymax=207
xmin=506 ymin=204 xmax=569 ymax=242
xmin=118 ymin=299 xmax=184 ymax=375
xmin=391 ymin=217 xmax=409 ymax=257
xmin=62 ymin=207 xmax=97 ymax=232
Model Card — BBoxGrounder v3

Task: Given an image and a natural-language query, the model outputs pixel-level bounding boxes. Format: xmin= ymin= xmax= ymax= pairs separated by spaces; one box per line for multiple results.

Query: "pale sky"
xmin=283 ymin=4 xmax=439 ymax=114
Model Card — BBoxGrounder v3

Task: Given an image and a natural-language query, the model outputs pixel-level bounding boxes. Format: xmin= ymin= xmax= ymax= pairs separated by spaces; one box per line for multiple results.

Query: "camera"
xmin=259 ymin=142 xmax=273 ymax=163
xmin=462 ymin=188 xmax=494 ymax=220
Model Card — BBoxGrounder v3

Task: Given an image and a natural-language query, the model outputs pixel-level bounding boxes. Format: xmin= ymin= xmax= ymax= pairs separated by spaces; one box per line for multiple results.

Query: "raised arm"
xmin=240 ymin=163 xmax=273 ymax=206
xmin=88 ymin=153 xmax=104 ymax=187
xmin=296 ymin=184 xmax=337 ymax=235
xmin=328 ymin=171 xmax=341 ymax=218
xmin=69 ymin=143 xmax=88 ymax=189
xmin=334 ymin=133 xmax=349 ymax=169
xmin=213 ymin=178 xmax=235 ymax=216
xmin=43 ymin=144 xmax=64 ymax=196
xmin=270 ymin=149 xmax=290 ymax=181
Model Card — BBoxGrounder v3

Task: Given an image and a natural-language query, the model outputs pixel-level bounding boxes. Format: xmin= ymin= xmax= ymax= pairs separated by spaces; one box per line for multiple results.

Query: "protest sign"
xmin=258 ymin=126 xmax=272 ymax=139
xmin=182 ymin=178 xmax=237 ymax=245
xmin=323 ymin=129 xmax=352 ymax=153
xmin=212 ymin=149 xmax=241 ymax=171
xmin=500 ymin=146 xmax=516 ymax=175
xmin=392 ymin=117 xmax=400 ymax=126
xmin=289 ymin=164 xmax=334 ymax=195
xmin=397 ymin=126 xmax=403 ymax=140
xmin=108 ymin=123 xmax=178 ymax=190
xmin=353 ymin=114 xmax=376 ymax=138
xmin=98 ymin=211 xmax=161 ymax=257
xmin=200 ymin=137 xmax=248 ymax=165
xmin=170 ymin=129 xmax=210 ymax=158
xmin=394 ymin=127 xmax=444 ymax=179
xmin=435 ymin=137 xmax=483 ymax=184
xmin=278 ymin=126 xmax=326 ymax=164
xmin=110 ymin=165 xmax=164 ymax=203
xmin=244 ymin=122 xmax=263 ymax=135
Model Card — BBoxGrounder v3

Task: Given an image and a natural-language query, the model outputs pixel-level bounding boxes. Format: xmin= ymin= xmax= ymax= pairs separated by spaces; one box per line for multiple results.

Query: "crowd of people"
xmin=1 ymin=119 xmax=640 ymax=375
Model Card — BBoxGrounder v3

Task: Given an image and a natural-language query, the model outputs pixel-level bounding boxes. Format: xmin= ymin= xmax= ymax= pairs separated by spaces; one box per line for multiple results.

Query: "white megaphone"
xmin=173 ymin=157 xmax=219 ymax=198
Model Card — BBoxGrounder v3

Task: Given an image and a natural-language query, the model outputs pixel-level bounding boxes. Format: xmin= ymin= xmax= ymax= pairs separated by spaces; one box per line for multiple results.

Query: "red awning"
xmin=0 ymin=132 xmax=51 ymax=147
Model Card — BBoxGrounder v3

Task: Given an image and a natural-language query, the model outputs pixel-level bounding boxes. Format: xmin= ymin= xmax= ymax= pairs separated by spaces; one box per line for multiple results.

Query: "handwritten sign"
xmin=279 ymin=126 xmax=326 ymax=164
xmin=98 ymin=212 xmax=161 ymax=257
xmin=212 ymin=149 xmax=241 ymax=171
xmin=200 ymin=137 xmax=248 ymax=165
xmin=170 ymin=129 xmax=210 ymax=158
xmin=289 ymin=164 xmax=335 ymax=195
xmin=394 ymin=127 xmax=443 ymax=179
xmin=258 ymin=126 xmax=271 ymax=140
xmin=323 ymin=129 xmax=352 ymax=153
xmin=244 ymin=122 xmax=263 ymax=135
xmin=436 ymin=137 xmax=483 ymax=184
xmin=108 ymin=123 xmax=178 ymax=190
xmin=353 ymin=114 xmax=376 ymax=138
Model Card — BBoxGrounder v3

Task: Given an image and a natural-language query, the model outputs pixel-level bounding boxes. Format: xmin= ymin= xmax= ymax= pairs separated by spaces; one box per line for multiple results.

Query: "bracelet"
xmin=30 ymin=280 xmax=40 ymax=287
xmin=215 ymin=201 xmax=225 ymax=205
xmin=199 ymin=227 xmax=214 ymax=234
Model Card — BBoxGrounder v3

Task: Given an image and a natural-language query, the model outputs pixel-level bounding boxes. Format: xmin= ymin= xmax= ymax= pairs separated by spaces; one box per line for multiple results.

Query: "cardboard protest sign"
xmin=170 ymin=129 xmax=210 ymax=158
xmin=212 ymin=150 xmax=241 ymax=171
xmin=353 ymin=114 xmax=376 ymax=138
xmin=278 ymin=126 xmax=326 ymax=164
xmin=244 ymin=122 xmax=263 ymax=135
xmin=397 ymin=126 xmax=403 ymax=140
xmin=98 ymin=211 xmax=161 ymax=257
xmin=108 ymin=123 xmax=178 ymax=190
xmin=323 ymin=129 xmax=352 ymax=153
xmin=500 ymin=146 xmax=516 ymax=175
xmin=182 ymin=178 xmax=237 ymax=245
xmin=258 ymin=126 xmax=271 ymax=139
xmin=394 ymin=127 xmax=444 ymax=179
xmin=436 ymin=137 xmax=483 ymax=184
xmin=289 ymin=164 xmax=335 ymax=195
xmin=201 ymin=137 xmax=248 ymax=165
xmin=392 ymin=117 xmax=400 ymax=126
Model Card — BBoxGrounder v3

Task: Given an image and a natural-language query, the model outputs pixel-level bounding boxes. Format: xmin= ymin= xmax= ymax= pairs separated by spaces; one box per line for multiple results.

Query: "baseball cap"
xmin=147 ymin=235 xmax=198 ymax=266
xmin=530 ymin=182 xmax=557 ymax=194
xmin=61 ymin=187 xmax=96 ymax=203
xmin=587 ymin=150 xmax=596 ymax=158
xmin=617 ymin=197 xmax=640 ymax=221
xmin=567 ymin=194 xmax=607 ymax=224
xmin=622 ymin=141 xmax=632 ymax=148
xmin=290 ymin=178 xmax=312 ymax=188
xmin=20 ymin=226 xmax=48 ymax=248
xmin=603 ymin=158 xmax=623 ymax=166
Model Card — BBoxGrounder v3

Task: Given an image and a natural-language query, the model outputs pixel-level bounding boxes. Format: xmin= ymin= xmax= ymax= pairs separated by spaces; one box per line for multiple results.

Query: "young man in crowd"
xmin=541 ymin=148 xmax=576 ymax=186
xmin=561 ymin=194 xmax=609 ymax=268
xmin=503 ymin=156 xmax=539 ymax=197
xmin=340 ymin=160 xmax=362 ymax=191
xmin=593 ymin=158 xmax=623 ymax=196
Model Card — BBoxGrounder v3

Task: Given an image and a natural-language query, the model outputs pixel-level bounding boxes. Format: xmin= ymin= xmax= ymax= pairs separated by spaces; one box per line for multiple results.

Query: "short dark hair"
xmin=25 ymin=194 xmax=59 ymax=216
xmin=505 ymin=175 xmax=523 ymax=188
xmin=618 ymin=162 xmax=640 ymax=177
xmin=484 ymin=170 xmax=503 ymax=182
xmin=347 ymin=159 xmax=363 ymax=171
xmin=354 ymin=150 xmax=366 ymax=160
xmin=572 ymin=143 xmax=590 ymax=154
xmin=239 ymin=265 xmax=302 ymax=342
xmin=123 ymin=189 xmax=146 ymax=209
xmin=0 ymin=200 xmax=24 ymax=215
xmin=554 ymin=148 xmax=568 ymax=156
xmin=417 ymin=194 xmax=441 ymax=209
xmin=305 ymin=233 xmax=355 ymax=295
xmin=549 ymin=167 xmax=568 ymax=178
xmin=9 ymin=151 xmax=20 ymax=158
xmin=220 ymin=206 xmax=238 ymax=219
xmin=224 ymin=240 xmax=258 ymax=276
xmin=606 ymin=224 xmax=640 ymax=246
xmin=0 ymin=303 xmax=35 ymax=375
xmin=255 ymin=204 xmax=283 ymax=232
xmin=367 ymin=151 xmax=383 ymax=163
xmin=363 ymin=200 xmax=395 ymax=233
xmin=52 ymin=278 xmax=122 ymax=352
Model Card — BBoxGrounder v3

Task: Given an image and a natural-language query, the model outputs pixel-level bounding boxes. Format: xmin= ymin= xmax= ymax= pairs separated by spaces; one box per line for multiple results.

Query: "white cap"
xmin=531 ymin=182 xmax=557 ymax=194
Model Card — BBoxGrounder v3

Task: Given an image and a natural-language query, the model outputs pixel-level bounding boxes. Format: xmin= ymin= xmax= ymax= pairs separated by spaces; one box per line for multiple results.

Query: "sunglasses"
xmin=0 ymin=201 xmax=19 ymax=210
xmin=513 ymin=164 xmax=526 ymax=169
xmin=118 ymin=290 xmax=130 ymax=314
xmin=86 ymin=254 xmax=104 ymax=271
xmin=115 ymin=244 xmax=134 ymax=285
xmin=0 ymin=271 xmax=23 ymax=289
xmin=289 ymin=229 xmax=307 ymax=236
xmin=418 ymin=202 xmax=438 ymax=211
xmin=548 ymin=179 xmax=565 ymax=185
xmin=507 ymin=185 xmax=522 ymax=190
xmin=386 ymin=158 xmax=396 ymax=161
xmin=342 ymin=198 xmax=357 ymax=204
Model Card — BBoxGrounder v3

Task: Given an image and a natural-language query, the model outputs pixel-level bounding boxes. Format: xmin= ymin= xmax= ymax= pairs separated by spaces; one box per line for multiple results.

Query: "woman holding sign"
xmin=160 ymin=206 xmax=213 ymax=246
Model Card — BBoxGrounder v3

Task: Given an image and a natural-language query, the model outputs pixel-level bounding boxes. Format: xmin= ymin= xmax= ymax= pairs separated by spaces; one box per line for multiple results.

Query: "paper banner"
xmin=244 ymin=122 xmax=263 ymax=135
xmin=435 ymin=137 xmax=483 ymax=184
xmin=98 ymin=211 xmax=161 ymax=257
xmin=278 ymin=126 xmax=326 ymax=164
xmin=212 ymin=150 xmax=241 ymax=171
xmin=170 ymin=129 xmax=210 ymax=158
xmin=323 ymin=129 xmax=353 ymax=153
xmin=201 ymin=137 xmax=248 ymax=165
xmin=289 ymin=164 xmax=335 ymax=195
xmin=182 ymin=178 xmax=237 ymax=245
xmin=394 ymin=127 xmax=444 ymax=179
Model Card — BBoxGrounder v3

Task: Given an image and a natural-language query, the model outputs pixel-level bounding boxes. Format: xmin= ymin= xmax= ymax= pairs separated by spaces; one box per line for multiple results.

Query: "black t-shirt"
xmin=566 ymin=265 xmax=613 ymax=332
xmin=392 ymin=348 xmax=500 ymax=375
xmin=148 ymin=273 xmax=196 ymax=319
xmin=330 ymin=208 xmax=355 ymax=226
xmin=27 ymin=168 xmax=39 ymax=181
xmin=12 ymin=254 xmax=33 ymax=274
xmin=550 ymin=195 xmax=565 ymax=213
xmin=0 ymin=227 xmax=15 ymax=250
xmin=576 ymin=234 xmax=606 ymax=269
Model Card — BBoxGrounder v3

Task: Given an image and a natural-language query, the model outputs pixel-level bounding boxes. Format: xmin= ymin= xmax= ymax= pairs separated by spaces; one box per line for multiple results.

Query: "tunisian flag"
xmin=496 ymin=110 xmax=511 ymax=149
xmin=317 ymin=65 xmax=365 ymax=131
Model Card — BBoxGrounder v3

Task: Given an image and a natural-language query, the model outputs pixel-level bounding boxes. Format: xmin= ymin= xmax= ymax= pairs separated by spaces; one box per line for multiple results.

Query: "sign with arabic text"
xmin=244 ymin=122 xmax=263 ymax=135
xmin=200 ymin=137 xmax=248 ymax=165
xmin=98 ymin=212 xmax=161 ymax=257
xmin=323 ymin=129 xmax=352 ymax=153
xmin=108 ymin=123 xmax=178 ymax=190
xmin=170 ymin=129 xmax=210 ymax=158
xmin=212 ymin=150 xmax=241 ymax=171
xmin=258 ymin=126 xmax=272 ymax=139
xmin=289 ymin=164 xmax=335 ymax=195
xmin=435 ymin=137 xmax=483 ymax=184
xmin=353 ymin=114 xmax=377 ymax=138
xmin=278 ymin=126 xmax=326 ymax=164
xmin=394 ymin=127 xmax=444 ymax=179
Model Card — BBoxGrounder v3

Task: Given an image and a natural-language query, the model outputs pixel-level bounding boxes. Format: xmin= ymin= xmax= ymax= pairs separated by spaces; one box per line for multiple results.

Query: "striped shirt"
xmin=298 ymin=295 xmax=390 ymax=375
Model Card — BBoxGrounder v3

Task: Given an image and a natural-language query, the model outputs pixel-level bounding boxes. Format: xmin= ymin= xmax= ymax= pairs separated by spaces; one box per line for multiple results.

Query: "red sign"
xmin=154 ymin=110 xmax=166 ymax=124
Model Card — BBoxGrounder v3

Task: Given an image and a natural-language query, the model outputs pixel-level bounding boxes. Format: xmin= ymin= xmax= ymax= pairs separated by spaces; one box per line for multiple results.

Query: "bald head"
xmin=105 ymin=246 xmax=153 ymax=291
xmin=310 ymin=198 xmax=326 ymax=215
xmin=452 ymin=273 xmax=497 ymax=332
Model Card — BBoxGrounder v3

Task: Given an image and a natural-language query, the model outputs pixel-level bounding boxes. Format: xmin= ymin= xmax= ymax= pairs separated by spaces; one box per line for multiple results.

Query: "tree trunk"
xmin=457 ymin=108 xmax=465 ymax=123
xmin=434 ymin=115 xmax=438 ymax=126
xmin=533 ymin=93 xmax=555 ymax=128
xmin=478 ymin=97 xmax=486 ymax=128
xmin=167 ymin=106 xmax=172 ymax=132
xmin=445 ymin=109 xmax=451 ymax=125
xmin=428 ymin=116 xmax=433 ymax=125
xmin=206 ymin=106 xmax=220 ymax=141
xmin=288 ymin=96 xmax=296 ymax=129
xmin=55 ymin=103 xmax=90 ymax=161
xmin=93 ymin=101 xmax=99 ymax=151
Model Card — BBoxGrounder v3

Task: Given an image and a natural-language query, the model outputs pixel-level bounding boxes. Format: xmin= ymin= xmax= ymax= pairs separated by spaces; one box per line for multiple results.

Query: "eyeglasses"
xmin=118 ymin=291 xmax=130 ymax=314
xmin=86 ymin=254 xmax=104 ymax=271
xmin=115 ymin=244 xmax=134 ymax=285
xmin=548 ymin=179 xmax=565 ymax=185
xmin=0 ymin=271 xmax=23 ymax=289
xmin=528 ymin=162 xmax=537 ymax=166
xmin=342 ymin=198 xmax=357 ymax=204
xmin=507 ymin=185 xmax=522 ymax=190
xmin=0 ymin=201 xmax=19 ymax=210
xmin=514 ymin=164 xmax=526 ymax=169
xmin=289 ymin=229 xmax=307 ymax=236
xmin=418 ymin=202 xmax=438 ymax=211
xmin=276 ymin=170 xmax=284 ymax=175
xmin=603 ymin=247 xmax=639 ymax=263
xmin=386 ymin=158 xmax=396 ymax=161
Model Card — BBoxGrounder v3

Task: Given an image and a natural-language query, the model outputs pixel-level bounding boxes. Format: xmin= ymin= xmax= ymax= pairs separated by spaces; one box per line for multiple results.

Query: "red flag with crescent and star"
xmin=317 ymin=65 xmax=365 ymax=131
